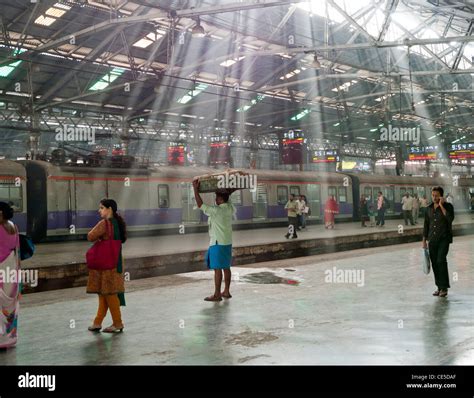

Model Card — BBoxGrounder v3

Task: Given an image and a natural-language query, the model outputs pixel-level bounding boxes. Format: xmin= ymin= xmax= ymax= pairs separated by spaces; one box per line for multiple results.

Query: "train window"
xmin=364 ymin=187 xmax=372 ymax=201
xmin=231 ymin=189 xmax=242 ymax=205
xmin=416 ymin=186 xmax=425 ymax=199
xmin=400 ymin=187 xmax=406 ymax=197
xmin=158 ymin=184 xmax=169 ymax=208
xmin=328 ymin=186 xmax=337 ymax=199
xmin=407 ymin=187 xmax=414 ymax=196
xmin=277 ymin=186 xmax=288 ymax=205
xmin=373 ymin=187 xmax=381 ymax=196
xmin=383 ymin=187 xmax=394 ymax=210
xmin=0 ymin=184 xmax=23 ymax=212
xmin=338 ymin=187 xmax=347 ymax=203
xmin=290 ymin=186 xmax=300 ymax=197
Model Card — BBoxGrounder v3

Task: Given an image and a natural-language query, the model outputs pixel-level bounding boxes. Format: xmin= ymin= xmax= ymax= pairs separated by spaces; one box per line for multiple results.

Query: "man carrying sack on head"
xmin=193 ymin=179 xmax=236 ymax=302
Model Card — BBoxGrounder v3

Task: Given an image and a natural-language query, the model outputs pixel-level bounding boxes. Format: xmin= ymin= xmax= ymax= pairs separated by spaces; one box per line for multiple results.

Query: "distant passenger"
xmin=87 ymin=199 xmax=127 ymax=333
xmin=401 ymin=193 xmax=415 ymax=226
xmin=193 ymin=180 xmax=236 ymax=302
xmin=420 ymin=195 xmax=429 ymax=218
xmin=368 ymin=200 xmax=376 ymax=227
xmin=445 ymin=193 xmax=453 ymax=204
xmin=297 ymin=195 xmax=307 ymax=230
xmin=324 ymin=195 xmax=339 ymax=229
xmin=422 ymin=186 xmax=454 ymax=298
xmin=284 ymin=194 xmax=298 ymax=238
xmin=0 ymin=202 xmax=20 ymax=349
xmin=376 ymin=191 xmax=386 ymax=227
xmin=359 ymin=194 xmax=369 ymax=227
xmin=412 ymin=194 xmax=420 ymax=224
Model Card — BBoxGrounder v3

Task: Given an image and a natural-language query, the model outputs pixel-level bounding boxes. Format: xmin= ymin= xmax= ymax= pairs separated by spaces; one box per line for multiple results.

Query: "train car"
xmin=23 ymin=161 xmax=355 ymax=241
xmin=350 ymin=173 xmax=473 ymax=218
xmin=21 ymin=160 xmax=473 ymax=242
xmin=0 ymin=159 xmax=27 ymax=232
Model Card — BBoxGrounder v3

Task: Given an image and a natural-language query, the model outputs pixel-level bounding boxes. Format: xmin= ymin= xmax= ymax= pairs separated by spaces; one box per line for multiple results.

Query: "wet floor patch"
xmin=225 ymin=329 xmax=279 ymax=348
xmin=241 ymin=271 xmax=300 ymax=285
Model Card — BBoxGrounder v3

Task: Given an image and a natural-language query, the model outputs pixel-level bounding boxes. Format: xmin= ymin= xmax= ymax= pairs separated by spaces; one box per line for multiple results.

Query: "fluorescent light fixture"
xmin=176 ymin=83 xmax=208 ymax=104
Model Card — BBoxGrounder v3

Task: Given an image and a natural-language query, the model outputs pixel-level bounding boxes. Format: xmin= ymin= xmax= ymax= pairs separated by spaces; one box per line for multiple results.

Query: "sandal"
xmin=102 ymin=325 xmax=124 ymax=333
xmin=432 ymin=290 xmax=440 ymax=296
xmin=439 ymin=290 xmax=448 ymax=297
xmin=204 ymin=295 xmax=222 ymax=302
xmin=221 ymin=292 xmax=232 ymax=299
xmin=88 ymin=325 xmax=102 ymax=332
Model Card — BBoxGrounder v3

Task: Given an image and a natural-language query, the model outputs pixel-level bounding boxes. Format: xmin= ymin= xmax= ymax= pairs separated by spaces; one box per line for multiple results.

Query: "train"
xmin=1 ymin=159 xmax=473 ymax=242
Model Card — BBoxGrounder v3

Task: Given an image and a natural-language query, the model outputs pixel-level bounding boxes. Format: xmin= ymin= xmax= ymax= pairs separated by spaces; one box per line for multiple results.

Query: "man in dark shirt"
xmin=422 ymin=186 xmax=454 ymax=297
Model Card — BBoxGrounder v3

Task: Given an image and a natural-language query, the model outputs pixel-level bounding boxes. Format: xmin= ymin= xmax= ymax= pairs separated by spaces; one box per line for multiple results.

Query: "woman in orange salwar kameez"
xmin=324 ymin=195 xmax=339 ymax=229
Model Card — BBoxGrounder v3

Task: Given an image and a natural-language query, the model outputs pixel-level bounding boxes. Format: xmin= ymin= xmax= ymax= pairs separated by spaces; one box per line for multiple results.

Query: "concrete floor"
xmin=1 ymin=236 xmax=473 ymax=365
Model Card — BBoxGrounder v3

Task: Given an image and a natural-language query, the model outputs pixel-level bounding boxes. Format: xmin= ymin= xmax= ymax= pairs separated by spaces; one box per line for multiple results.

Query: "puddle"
xmin=241 ymin=271 xmax=300 ymax=285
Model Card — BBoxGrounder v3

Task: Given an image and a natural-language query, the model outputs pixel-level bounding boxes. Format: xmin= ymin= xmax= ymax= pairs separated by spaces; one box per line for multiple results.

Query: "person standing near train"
xmin=376 ymin=191 xmax=386 ymax=227
xmin=0 ymin=202 xmax=20 ymax=349
xmin=87 ymin=199 xmax=127 ymax=333
xmin=324 ymin=195 xmax=339 ymax=229
xmin=359 ymin=194 xmax=369 ymax=227
xmin=401 ymin=193 xmax=415 ymax=226
xmin=422 ymin=186 xmax=454 ymax=298
xmin=284 ymin=194 xmax=298 ymax=238
xmin=193 ymin=180 xmax=235 ymax=302
xmin=412 ymin=193 xmax=420 ymax=224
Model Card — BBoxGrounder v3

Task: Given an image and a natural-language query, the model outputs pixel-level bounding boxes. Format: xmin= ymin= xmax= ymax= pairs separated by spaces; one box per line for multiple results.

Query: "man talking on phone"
xmin=422 ymin=186 xmax=455 ymax=297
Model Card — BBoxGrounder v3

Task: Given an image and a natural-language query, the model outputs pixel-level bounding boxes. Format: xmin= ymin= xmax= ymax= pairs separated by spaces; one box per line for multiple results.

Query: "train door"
xmin=383 ymin=186 xmax=395 ymax=214
xmin=306 ymin=184 xmax=321 ymax=218
xmin=252 ymin=183 xmax=267 ymax=219
xmin=181 ymin=182 xmax=200 ymax=222
xmin=363 ymin=186 xmax=373 ymax=202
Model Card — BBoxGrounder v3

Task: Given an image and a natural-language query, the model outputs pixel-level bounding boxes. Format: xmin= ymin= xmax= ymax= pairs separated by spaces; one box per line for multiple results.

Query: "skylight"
xmin=176 ymin=83 xmax=208 ymax=104
xmin=236 ymin=94 xmax=266 ymax=112
xmin=0 ymin=48 xmax=27 ymax=78
xmin=133 ymin=29 xmax=167 ymax=48
xmin=290 ymin=109 xmax=311 ymax=121
xmin=89 ymin=67 xmax=126 ymax=91
xmin=34 ymin=3 xmax=71 ymax=27
xmin=220 ymin=56 xmax=246 ymax=68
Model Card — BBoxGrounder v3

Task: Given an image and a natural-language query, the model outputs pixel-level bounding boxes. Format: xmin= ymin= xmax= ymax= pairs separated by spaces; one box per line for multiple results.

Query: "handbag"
xmin=86 ymin=220 xmax=121 ymax=270
xmin=422 ymin=248 xmax=431 ymax=275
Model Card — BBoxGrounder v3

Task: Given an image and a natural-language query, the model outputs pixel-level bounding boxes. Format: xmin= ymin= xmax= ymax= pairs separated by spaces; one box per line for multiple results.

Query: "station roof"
xmin=0 ymin=0 xmax=473 ymax=157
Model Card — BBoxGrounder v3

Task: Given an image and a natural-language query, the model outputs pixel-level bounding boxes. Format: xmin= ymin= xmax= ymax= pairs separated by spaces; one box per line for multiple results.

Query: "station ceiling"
xmin=0 ymin=0 xmax=473 ymax=157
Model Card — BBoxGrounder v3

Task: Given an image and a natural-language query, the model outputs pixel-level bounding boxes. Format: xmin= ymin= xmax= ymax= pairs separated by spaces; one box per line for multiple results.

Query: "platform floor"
xmin=27 ymin=214 xmax=474 ymax=268
xmin=2 ymin=236 xmax=473 ymax=365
